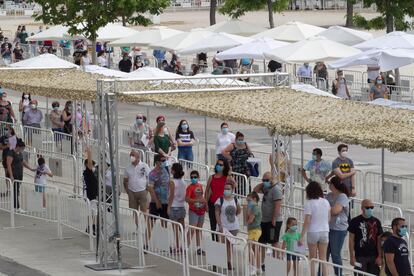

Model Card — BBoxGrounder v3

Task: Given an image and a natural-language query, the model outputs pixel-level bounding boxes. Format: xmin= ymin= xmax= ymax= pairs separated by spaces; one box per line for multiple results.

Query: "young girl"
xmin=282 ymin=217 xmax=301 ymax=276
xmin=247 ymin=191 xmax=262 ymax=275
xmin=34 ymin=156 xmax=53 ymax=209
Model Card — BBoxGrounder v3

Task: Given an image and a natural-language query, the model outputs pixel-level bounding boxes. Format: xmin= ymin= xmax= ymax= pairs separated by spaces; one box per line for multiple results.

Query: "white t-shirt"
xmin=34 ymin=164 xmax=51 ymax=186
xmin=171 ymin=178 xmax=186 ymax=208
xmin=215 ymin=132 xmax=235 ymax=154
xmin=97 ymin=56 xmax=107 ymax=67
xmin=124 ymin=162 xmax=150 ymax=193
xmin=215 ymin=197 xmax=240 ymax=231
xmin=337 ymin=79 xmax=348 ymax=99
xmin=304 ymin=198 xmax=330 ymax=232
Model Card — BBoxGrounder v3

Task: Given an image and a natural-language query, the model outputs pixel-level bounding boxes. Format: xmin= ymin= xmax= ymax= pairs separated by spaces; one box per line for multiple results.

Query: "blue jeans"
xmin=178 ymin=146 xmax=193 ymax=162
xmin=327 ymin=230 xmax=347 ymax=276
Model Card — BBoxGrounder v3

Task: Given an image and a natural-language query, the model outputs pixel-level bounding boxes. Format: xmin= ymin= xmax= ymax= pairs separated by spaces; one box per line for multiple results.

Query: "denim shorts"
xmin=170 ymin=207 xmax=186 ymax=221
xmin=188 ymin=210 xmax=205 ymax=225
xmin=287 ymin=253 xmax=300 ymax=261
xmin=35 ymin=185 xmax=45 ymax=193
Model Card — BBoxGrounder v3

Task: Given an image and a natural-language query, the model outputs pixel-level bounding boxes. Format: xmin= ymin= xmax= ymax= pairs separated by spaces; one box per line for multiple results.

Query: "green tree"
xmin=33 ymin=0 xmax=169 ymax=64
xmin=353 ymin=0 xmax=414 ymax=33
xmin=220 ymin=0 xmax=289 ymax=28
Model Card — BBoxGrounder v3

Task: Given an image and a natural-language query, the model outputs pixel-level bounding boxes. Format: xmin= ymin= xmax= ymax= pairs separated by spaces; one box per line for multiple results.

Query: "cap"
xmin=156 ymin=115 xmax=165 ymax=123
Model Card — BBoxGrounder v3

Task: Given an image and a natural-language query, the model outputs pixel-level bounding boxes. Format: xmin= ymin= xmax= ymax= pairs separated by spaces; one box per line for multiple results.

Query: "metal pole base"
xmin=85 ymin=262 xmax=130 ymax=271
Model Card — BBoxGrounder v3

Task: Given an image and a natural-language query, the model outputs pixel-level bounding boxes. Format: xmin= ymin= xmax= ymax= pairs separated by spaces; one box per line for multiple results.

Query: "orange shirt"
xmin=186 ymin=183 xmax=206 ymax=216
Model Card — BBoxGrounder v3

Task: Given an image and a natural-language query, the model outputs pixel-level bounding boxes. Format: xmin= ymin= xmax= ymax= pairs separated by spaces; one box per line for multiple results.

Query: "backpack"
xmin=219 ymin=196 xmax=238 ymax=207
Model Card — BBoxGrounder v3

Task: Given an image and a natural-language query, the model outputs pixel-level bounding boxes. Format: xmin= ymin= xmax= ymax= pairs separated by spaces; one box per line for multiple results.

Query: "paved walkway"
xmin=0 ymin=211 xmax=210 ymax=276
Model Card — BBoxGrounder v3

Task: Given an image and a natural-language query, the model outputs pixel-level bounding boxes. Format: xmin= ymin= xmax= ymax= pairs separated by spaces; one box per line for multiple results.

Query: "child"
xmin=247 ymin=192 xmax=262 ymax=275
xmin=281 ymin=217 xmax=301 ymax=276
xmin=215 ymin=183 xmax=241 ymax=270
xmin=379 ymin=231 xmax=393 ymax=276
xmin=34 ymin=156 xmax=53 ymax=209
xmin=185 ymin=170 xmax=207 ymax=255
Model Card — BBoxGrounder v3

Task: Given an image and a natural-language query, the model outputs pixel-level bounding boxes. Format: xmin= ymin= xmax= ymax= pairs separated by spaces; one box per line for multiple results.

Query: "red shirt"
xmin=186 ymin=183 xmax=206 ymax=216
xmin=209 ymin=175 xmax=226 ymax=204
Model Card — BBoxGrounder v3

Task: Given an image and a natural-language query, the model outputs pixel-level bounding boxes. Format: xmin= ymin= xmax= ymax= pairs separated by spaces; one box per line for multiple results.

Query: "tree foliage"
xmin=353 ymin=0 xmax=414 ymax=32
xmin=219 ymin=0 xmax=289 ymax=28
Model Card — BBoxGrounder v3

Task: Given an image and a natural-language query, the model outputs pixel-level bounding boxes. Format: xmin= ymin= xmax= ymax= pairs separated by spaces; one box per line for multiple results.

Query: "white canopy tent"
xmin=264 ymin=36 xmax=361 ymax=63
xmin=354 ymin=31 xmax=414 ymax=50
xmin=8 ymin=54 xmax=78 ymax=69
xmin=318 ymin=26 xmax=373 ymax=46
xmin=149 ymin=29 xmax=215 ymax=52
xmin=84 ymin=65 xmax=130 ymax=78
xmin=109 ymin=26 xmax=183 ymax=47
xmin=328 ymin=48 xmax=414 ymax=71
xmin=27 ymin=25 xmax=71 ymax=42
xmin=178 ymin=33 xmax=251 ymax=55
xmin=251 ymin=21 xmax=325 ymax=42
xmin=65 ymin=23 xmax=139 ymax=42
xmin=368 ymin=98 xmax=414 ymax=111
xmin=127 ymin=67 xmax=179 ymax=79
xmin=206 ymin=20 xmax=266 ymax=36
xmin=215 ymin=38 xmax=289 ymax=60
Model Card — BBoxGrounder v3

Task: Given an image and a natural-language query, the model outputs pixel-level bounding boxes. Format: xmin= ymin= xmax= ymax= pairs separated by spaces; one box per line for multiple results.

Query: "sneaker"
xmin=196 ymin=248 xmax=205 ymax=256
xmin=17 ymin=208 xmax=27 ymax=214
xmin=261 ymin=264 xmax=265 ymax=273
xmin=249 ymin=265 xmax=257 ymax=276
xmin=227 ymin=262 xmax=233 ymax=271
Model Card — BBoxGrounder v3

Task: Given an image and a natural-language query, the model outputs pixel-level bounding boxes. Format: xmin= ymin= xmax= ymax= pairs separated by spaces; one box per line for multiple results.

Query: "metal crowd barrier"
xmin=178 ymin=159 xmax=210 ymax=185
xmin=59 ymin=189 xmax=93 ymax=251
xmin=309 ymin=258 xmax=375 ymax=276
xmin=230 ymin=172 xmax=249 ymax=197
xmin=0 ymin=177 xmax=14 ymax=227
xmin=138 ymin=211 xmax=190 ymax=276
xmin=22 ymin=125 xmax=55 ymax=152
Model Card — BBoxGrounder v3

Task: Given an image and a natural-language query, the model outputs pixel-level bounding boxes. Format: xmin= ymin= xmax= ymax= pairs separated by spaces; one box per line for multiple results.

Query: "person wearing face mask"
xmin=185 ymin=170 xmax=206 ymax=255
xmin=0 ymin=90 xmax=15 ymax=123
xmin=348 ymin=199 xmax=383 ymax=275
xmin=383 ymin=218 xmax=412 ymax=276
xmin=0 ymin=126 xmax=17 ymax=184
xmin=215 ymin=122 xmax=235 ymax=160
xmin=254 ymin=171 xmax=283 ymax=271
xmin=246 ymin=191 xmax=262 ymax=275
xmin=153 ymin=122 xmax=171 ymax=161
xmin=297 ymin=62 xmax=312 ymax=84
xmin=370 ymin=75 xmax=389 ymax=101
xmin=22 ymin=99 xmax=43 ymax=128
xmin=129 ymin=113 xmax=152 ymax=151
xmin=175 ymin=119 xmax=195 ymax=162
xmin=148 ymin=154 xmax=170 ymax=220
xmin=301 ymin=148 xmax=331 ymax=192
xmin=281 ymin=217 xmax=301 ymax=276
xmin=49 ymin=101 xmax=64 ymax=133
xmin=62 ymin=101 xmax=73 ymax=134
xmin=18 ymin=92 xmax=31 ymax=122
xmin=332 ymin=70 xmax=351 ymax=100
xmin=123 ymin=150 xmax=150 ymax=213
xmin=13 ymin=42 xmax=23 ymax=62
xmin=327 ymin=144 xmax=356 ymax=197
xmin=118 ymin=52 xmax=132 ymax=73
xmin=205 ymin=158 xmax=234 ymax=240
xmin=214 ymin=183 xmax=241 ymax=271
xmin=154 ymin=115 xmax=175 ymax=152
xmin=325 ymin=176 xmax=350 ymax=276
xmin=222 ymin=131 xmax=252 ymax=194
xmin=6 ymin=139 xmax=36 ymax=212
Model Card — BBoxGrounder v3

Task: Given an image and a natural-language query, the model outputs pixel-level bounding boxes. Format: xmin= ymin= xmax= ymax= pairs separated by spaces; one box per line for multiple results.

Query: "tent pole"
xmin=300 ymin=134 xmax=304 ymax=206
xmin=204 ymin=116 xmax=208 ymax=165
xmin=381 ymin=148 xmax=385 ymax=204
xmin=271 ymin=133 xmax=276 ymax=178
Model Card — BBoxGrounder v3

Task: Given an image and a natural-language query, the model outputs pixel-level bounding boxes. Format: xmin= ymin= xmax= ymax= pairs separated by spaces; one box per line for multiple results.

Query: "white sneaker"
xmin=17 ymin=208 xmax=27 ymax=214
xmin=249 ymin=265 xmax=257 ymax=276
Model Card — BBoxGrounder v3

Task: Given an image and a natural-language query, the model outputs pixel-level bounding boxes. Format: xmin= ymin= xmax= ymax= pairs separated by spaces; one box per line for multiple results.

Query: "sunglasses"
xmin=262 ymin=179 xmax=271 ymax=182
xmin=364 ymin=206 xmax=374 ymax=209
xmin=136 ymin=117 xmax=143 ymax=119
xmin=401 ymin=225 xmax=408 ymax=228
xmin=190 ymin=176 xmax=198 ymax=179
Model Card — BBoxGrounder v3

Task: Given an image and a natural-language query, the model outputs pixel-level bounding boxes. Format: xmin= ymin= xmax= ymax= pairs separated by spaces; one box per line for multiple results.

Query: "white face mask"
xmin=340 ymin=151 xmax=348 ymax=158
xmin=163 ymin=128 xmax=169 ymax=135
xmin=130 ymin=156 xmax=137 ymax=163
xmin=24 ymin=95 xmax=29 ymax=99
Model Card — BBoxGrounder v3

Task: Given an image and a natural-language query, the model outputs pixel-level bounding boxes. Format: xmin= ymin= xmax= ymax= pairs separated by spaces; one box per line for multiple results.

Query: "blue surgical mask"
xmin=377 ymin=80 xmax=383 ymax=84
xmin=181 ymin=124 xmax=188 ymax=130
xmin=312 ymin=154 xmax=317 ymax=161
xmin=215 ymin=164 xmax=223 ymax=173
xmin=236 ymin=139 xmax=245 ymax=145
xmin=398 ymin=226 xmax=408 ymax=237
xmin=136 ymin=118 xmax=143 ymax=125
xmin=223 ymin=190 xmax=232 ymax=197
xmin=222 ymin=127 xmax=229 ymax=134
xmin=161 ymin=161 xmax=167 ymax=168
xmin=247 ymin=201 xmax=255 ymax=209
xmin=191 ymin=177 xmax=198 ymax=184
xmin=263 ymin=181 xmax=271 ymax=189
xmin=290 ymin=225 xmax=298 ymax=232
xmin=364 ymin=208 xmax=373 ymax=218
